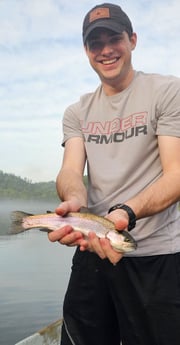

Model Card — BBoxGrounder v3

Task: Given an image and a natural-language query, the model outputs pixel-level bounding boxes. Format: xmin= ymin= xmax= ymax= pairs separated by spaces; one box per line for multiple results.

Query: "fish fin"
xmin=10 ymin=211 xmax=34 ymax=234
xmin=39 ymin=228 xmax=53 ymax=233
xmin=79 ymin=206 xmax=92 ymax=214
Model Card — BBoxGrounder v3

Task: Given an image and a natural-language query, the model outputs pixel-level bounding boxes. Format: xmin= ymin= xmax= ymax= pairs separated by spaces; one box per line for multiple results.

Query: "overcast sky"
xmin=1 ymin=0 xmax=179 ymax=182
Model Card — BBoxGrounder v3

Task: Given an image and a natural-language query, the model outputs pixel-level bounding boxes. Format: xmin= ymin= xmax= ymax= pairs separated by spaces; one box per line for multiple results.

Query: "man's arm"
xmin=55 ymin=137 xmax=87 ymax=213
xmin=121 ymin=136 xmax=180 ymax=218
xmin=48 ymin=136 xmax=87 ymax=245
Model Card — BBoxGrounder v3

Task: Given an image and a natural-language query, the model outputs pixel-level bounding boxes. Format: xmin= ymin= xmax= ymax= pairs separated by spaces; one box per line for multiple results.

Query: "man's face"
xmin=85 ymin=28 xmax=137 ymax=86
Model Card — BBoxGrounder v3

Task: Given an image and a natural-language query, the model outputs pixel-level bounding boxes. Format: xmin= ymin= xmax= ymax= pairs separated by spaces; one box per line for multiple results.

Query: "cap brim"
xmin=83 ymin=20 xmax=125 ymax=43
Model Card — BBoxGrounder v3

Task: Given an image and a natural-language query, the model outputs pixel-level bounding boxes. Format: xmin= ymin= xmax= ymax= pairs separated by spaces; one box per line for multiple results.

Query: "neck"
xmin=102 ymin=68 xmax=135 ymax=96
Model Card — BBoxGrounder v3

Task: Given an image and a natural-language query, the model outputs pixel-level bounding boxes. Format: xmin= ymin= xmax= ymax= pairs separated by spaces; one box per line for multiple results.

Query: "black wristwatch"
xmin=108 ymin=203 xmax=136 ymax=231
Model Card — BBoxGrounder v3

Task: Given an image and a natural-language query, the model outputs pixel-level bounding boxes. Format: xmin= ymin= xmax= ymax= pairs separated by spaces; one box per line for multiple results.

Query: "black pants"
xmin=61 ymin=248 xmax=180 ymax=345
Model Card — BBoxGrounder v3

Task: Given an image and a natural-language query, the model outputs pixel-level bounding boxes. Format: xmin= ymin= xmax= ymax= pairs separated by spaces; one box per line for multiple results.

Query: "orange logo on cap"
xmin=89 ymin=8 xmax=110 ymax=23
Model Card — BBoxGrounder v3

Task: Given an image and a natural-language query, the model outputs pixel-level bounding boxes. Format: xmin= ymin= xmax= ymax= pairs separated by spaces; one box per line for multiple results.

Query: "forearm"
xmin=125 ymin=171 xmax=180 ymax=220
xmin=56 ymin=168 xmax=88 ymax=208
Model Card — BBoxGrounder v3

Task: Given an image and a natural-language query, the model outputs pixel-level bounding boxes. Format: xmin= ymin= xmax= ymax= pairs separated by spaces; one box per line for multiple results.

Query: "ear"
xmin=84 ymin=44 xmax=88 ymax=55
xmin=130 ymin=32 xmax=137 ymax=51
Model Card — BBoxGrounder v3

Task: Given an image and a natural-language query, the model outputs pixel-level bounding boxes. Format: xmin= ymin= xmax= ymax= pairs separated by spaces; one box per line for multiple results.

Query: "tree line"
xmin=0 ymin=171 xmax=57 ymax=200
xmin=0 ymin=171 xmax=88 ymax=200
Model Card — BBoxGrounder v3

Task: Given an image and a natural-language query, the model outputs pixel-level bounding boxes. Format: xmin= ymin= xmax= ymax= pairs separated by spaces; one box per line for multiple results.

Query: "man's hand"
xmin=78 ymin=209 xmax=129 ymax=265
xmin=48 ymin=224 xmax=83 ymax=246
xmin=55 ymin=199 xmax=83 ymax=216
xmin=48 ymin=204 xmax=129 ymax=265
xmin=79 ymin=232 xmax=124 ymax=265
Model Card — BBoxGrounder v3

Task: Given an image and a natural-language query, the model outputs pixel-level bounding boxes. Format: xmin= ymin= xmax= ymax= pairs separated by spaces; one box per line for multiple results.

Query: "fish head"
xmin=107 ymin=230 xmax=137 ymax=253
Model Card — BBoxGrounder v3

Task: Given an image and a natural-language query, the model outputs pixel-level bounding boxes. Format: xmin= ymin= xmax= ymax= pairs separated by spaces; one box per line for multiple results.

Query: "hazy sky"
xmin=1 ymin=0 xmax=179 ymax=182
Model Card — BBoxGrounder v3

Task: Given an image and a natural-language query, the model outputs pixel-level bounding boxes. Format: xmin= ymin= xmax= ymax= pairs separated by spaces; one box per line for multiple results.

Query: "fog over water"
xmin=0 ymin=199 xmax=75 ymax=345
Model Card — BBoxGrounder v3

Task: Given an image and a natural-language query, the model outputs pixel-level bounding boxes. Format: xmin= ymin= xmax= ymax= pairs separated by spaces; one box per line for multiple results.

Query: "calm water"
xmin=0 ymin=200 xmax=75 ymax=345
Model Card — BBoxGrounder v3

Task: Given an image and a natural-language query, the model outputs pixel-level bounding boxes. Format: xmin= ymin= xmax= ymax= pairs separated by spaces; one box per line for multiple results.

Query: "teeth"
xmin=102 ymin=58 xmax=117 ymax=65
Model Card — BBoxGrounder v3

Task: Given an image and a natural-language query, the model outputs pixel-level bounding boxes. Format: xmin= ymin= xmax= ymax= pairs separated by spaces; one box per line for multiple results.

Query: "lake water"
xmin=0 ymin=199 xmax=75 ymax=345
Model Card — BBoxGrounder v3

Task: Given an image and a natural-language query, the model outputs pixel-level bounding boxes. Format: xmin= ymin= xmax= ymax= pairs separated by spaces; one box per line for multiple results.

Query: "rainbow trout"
xmin=10 ymin=211 xmax=137 ymax=253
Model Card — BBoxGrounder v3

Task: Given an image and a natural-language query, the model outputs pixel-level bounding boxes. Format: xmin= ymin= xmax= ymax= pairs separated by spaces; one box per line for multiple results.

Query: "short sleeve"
xmin=156 ymin=77 xmax=180 ymax=137
xmin=62 ymin=101 xmax=83 ymax=146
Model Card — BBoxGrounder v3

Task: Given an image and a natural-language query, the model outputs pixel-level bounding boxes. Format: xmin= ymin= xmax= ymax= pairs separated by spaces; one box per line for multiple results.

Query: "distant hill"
xmin=0 ymin=171 xmax=88 ymax=200
xmin=0 ymin=170 xmax=58 ymax=200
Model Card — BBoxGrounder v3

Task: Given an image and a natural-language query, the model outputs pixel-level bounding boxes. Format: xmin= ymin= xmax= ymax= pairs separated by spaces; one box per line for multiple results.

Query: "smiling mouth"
xmin=101 ymin=57 xmax=119 ymax=65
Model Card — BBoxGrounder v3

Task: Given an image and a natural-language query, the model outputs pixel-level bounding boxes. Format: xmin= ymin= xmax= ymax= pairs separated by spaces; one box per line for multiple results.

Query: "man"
xmin=49 ymin=3 xmax=180 ymax=345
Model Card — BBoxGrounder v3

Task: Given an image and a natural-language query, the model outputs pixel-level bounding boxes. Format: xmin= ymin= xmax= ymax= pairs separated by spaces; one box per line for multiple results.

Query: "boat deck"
xmin=15 ymin=319 xmax=62 ymax=345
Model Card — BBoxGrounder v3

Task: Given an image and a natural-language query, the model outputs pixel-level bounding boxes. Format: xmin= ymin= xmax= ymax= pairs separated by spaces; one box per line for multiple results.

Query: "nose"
xmin=100 ymin=42 xmax=114 ymax=55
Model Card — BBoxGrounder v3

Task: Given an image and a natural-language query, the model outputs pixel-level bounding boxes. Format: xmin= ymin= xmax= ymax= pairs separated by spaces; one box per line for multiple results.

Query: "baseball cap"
xmin=83 ymin=3 xmax=133 ymax=44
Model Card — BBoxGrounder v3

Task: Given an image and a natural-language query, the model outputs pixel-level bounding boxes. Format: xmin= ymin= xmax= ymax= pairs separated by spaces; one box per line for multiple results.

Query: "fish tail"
xmin=10 ymin=211 xmax=34 ymax=234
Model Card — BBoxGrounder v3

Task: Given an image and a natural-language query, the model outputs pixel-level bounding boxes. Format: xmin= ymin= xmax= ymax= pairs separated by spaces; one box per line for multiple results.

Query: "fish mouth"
xmin=114 ymin=241 xmax=137 ymax=251
xmin=112 ymin=241 xmax=137 ymax=253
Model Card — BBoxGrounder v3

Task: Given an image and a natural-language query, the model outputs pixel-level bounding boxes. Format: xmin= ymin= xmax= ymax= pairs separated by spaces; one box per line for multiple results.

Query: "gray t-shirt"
xmin=62 ymin=71 xmax=180 ymax=256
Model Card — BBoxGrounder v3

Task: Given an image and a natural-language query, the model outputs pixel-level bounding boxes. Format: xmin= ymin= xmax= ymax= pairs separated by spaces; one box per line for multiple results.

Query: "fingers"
xmin=55 ymin=207 xmax=67 ymax=216
xmin=55 ymin=202 xmax=71 ymax=216
xmin=79 ymin=232 xmax=123 ymax=264
xmin=99 ymin=238 xmax=123 ymax=265
xmin=48 ymin=225 xmax=83 ymax=246
xmin=55 ymin=200 xmax=83 ymax=216
xmin=80 ymin=232 xmax=106 ymax=258
xmin=105 ymin=210 xmax=128 ymax=230
xmin=49 ymin=227 xmax=123 ymax=264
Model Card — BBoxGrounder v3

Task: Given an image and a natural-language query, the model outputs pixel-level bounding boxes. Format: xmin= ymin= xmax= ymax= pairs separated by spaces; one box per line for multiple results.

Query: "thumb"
xmin=114 ymin=218 xmax=128 ymax=231
xmin=55 ymin=202 xmax=69 ymax=216
xmin=105 ymin=211 xmax=129 ymax=231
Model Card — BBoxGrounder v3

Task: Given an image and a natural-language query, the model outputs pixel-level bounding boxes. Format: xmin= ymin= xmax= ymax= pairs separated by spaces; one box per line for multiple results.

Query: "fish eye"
xmin=125 ymin=237 xmax=130 ymax=242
